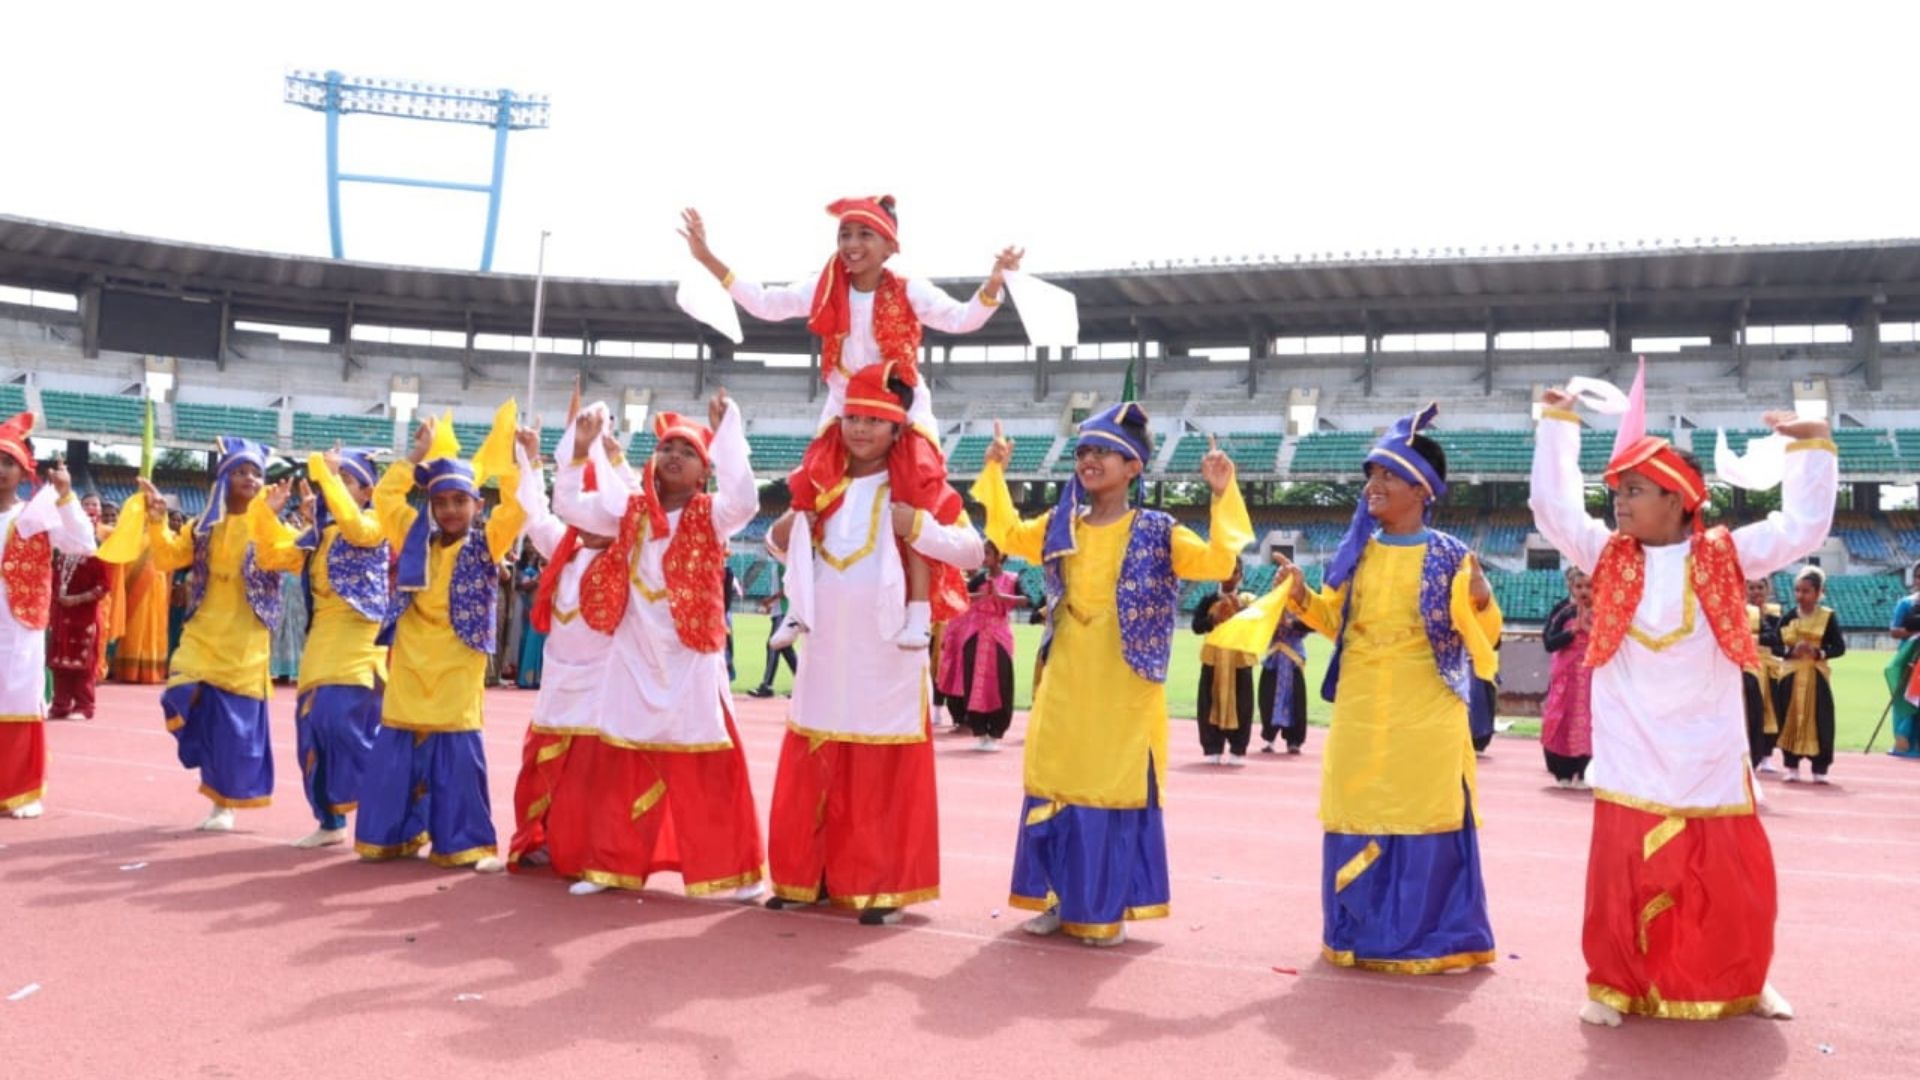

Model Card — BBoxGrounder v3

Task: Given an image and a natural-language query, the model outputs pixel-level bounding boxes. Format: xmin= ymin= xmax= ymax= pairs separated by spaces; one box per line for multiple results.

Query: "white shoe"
xmin=1812 ymin=774 xmax=1831 ymax=786
xmin=768 ymin=616 xmax=808 ymax=651
xmin=197 ymin=807 xmax=236 ymax=832
xmin=1754 ymin=982 xmax=1795 ymax=1020
xmin=569 ymin=879 xmax=609 ymax=896
xmin=1579 ymin=999 xmax=1623 ymax=1028
xmin=1782 ymin=767 xmax=1802 ymax=784
xmin=8 ymin=800 xmax=43 ymax=819
xmin=714 ymin=880 xmax=767 ymax=904
xmin=1021 ymin=909 xmax=1063 ymax=936
xmin=1570 ymin=778 xmax=1590 ymax=791
xmin=974 ymin=736 xmax=1001 ymax=752
xmin=1554 ymin=778 xmax=1572 ymax=789
xmin=472 ymin=856 xmax=506 ymax=874
xmin=1223 ymin=755 xmax=1247 ymax=768
xmin=1755 ymin=760 xmax=1781 ymax=776
xmin=1082 ymin=926 xmax=1128 ymax=948
xmin=893 ymin=601 xmax=932 ymax=651
xmin=292 ymin=827 xmax=347 ymax=849
xmin=1203 ymin=754 xmax=1223 ymax=766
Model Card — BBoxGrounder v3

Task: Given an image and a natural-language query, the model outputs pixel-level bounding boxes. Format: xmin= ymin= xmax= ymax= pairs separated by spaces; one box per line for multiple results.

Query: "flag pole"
xmin=526 ymin=230 xmax=551 ymax=424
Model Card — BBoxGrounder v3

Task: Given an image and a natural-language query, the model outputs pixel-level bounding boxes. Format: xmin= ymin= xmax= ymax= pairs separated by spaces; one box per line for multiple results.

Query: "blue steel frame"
xmin=288 ymin=70 xmax=547 ymax=272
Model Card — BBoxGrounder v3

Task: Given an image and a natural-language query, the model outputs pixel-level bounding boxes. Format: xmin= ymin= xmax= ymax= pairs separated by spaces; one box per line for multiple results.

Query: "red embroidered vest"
xmin=585 ymin=492 xmax=728 ymax=652
xmin=1585 ymin=526 xmax=1756 ymax=671
xmin=1 ymin=521 xmax=53 ymax=631
xmin=821 ymin=270 xmax=921 ymax=384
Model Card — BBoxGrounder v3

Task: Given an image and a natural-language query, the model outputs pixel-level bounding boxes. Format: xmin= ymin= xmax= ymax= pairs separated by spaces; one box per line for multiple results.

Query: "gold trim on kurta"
xmin=630 ymin=780 xmax=667 ymax=820
xmin=814 ymin=481 xmax=888 ymax=572
xmin=1594 ymin=786 xmax=1754 ymax=819
xmin=579 ymin=868 xmax=648 ymax=891
xmin=1321 ymin=946 xmax=1496 ymax=975
xmin=824 ymin=886 xmax=939 ymax=911
xmin=198 ymin=783 xmax=270 ymax=809
xmin=1334 ymin=840 xmax=1383 ymax=892
xmin=683 ymin=869 xmax=765 ymax=897
xmin=1 ymin=785 xmax=46 ymax=812
xmin=427 ymin=844 xmax=498 ymax=868
xmin=1625 ymin=557 xmax=1695 ymax=651
xmin=1638 ymin=892 xmax=1675 ymax=953
xmin=1785 ymin=437 xmax=1837 ymax=455
xmin=1587 ymin=983 xmax=1761 ymax=1021
xmin=1540 ymin=407 xmax=1582 ymax=425
xmin=785 ymin=720 xmax=927 ymax=746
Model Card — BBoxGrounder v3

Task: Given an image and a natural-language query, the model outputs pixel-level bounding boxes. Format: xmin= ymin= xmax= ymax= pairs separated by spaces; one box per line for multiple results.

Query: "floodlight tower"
xmin=283 ymin=70 xmax=550 ymax=271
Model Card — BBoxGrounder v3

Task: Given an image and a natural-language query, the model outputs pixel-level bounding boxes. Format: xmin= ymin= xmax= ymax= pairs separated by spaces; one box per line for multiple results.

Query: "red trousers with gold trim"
xmin=0 ymin=721 xmax=47 ymax=811
xmin=1584 ymin=799 xmax=1776 ymax=1016
xmin=507 ymin=727 xmax=582 ymax=868
xmin=546 ymin=723 xmax=765 ymax=894
xmin=766 ymin=729 xmax=939 ymax=909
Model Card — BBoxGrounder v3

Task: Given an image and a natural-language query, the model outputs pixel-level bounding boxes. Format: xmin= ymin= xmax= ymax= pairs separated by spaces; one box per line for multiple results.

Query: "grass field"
xmin=726 ymin=615 xmax=1907 ymax=753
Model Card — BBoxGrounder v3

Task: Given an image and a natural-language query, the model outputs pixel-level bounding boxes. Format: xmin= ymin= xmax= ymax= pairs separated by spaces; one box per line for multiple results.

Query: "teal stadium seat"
xmin=292 ymin=412 xmax=398 ymax=452
xmin=173 ymin=402 xmax=279 ymax=446
xmin=40 ymin=390 xmax=146 ymax=437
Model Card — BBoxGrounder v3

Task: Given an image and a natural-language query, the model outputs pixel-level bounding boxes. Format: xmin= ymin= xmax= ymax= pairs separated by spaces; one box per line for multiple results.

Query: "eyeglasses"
xmin=1073 ymin=444 xmax=1124 ymax=461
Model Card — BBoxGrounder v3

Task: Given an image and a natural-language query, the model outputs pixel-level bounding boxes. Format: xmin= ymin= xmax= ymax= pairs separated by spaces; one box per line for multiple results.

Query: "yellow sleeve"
xmin=484 ymin=466 xmax=527 ymax=564
xmin=1170 ymin=475 xmax=1253 ymax=580
xmin=1450 ymin=555 xmax=1504 ymax=680
xmin=147 ymin=518 xmax=197 ymax=573
xmin=966 ymin=459 xmax=1049 ymax=564
xmin=373 ymin=462 xmax=419 ymax=549
xmin=245 ymin=496 xmax=308 ymax=573
xmin=308 ymin=452 xmax=385 ymax=548
xmin=1292 ymin=581 xmax=1348 ymax=642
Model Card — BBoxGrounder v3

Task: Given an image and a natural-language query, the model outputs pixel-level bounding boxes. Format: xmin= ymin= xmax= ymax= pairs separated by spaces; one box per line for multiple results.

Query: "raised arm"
xmin=966 ymin=441 xmax=1048 ymax=564
xmin=245 ymin=490 xmax=308 ymax=574
xmin=1730 ymin=416 xmax=1838 ymax=579
xmin=1527 ymin=398 xmax=1610 ymax=573
xmin=1170 ymin=438 xmax=1253 ymax=581
xmin=308 ymin=452 xmax=385 ymax=549
xmin=706 ymin=391 xmax=758 ymax=538
xmin=372 ymin=462 xmax=419 ymax=550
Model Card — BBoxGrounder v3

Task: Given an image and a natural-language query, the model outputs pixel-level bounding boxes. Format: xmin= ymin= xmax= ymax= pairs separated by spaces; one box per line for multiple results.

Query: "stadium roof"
xmin=7 ymin=213 xmax=1920 ymax=352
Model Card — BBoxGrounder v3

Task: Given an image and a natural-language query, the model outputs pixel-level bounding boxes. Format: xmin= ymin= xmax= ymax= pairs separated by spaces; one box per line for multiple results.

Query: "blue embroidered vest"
xmin=1320 ymin=528 xmax=1471 ymax=705
xmin=377 ymin=529 xmax=498 ymax=654
xmin=308 ymin=527 xmax=390 ymax=625
xmin=1041 ymin=508 xmax=1178 ymax=683
xmin=187 ymin=525 xmax=284 ymax=632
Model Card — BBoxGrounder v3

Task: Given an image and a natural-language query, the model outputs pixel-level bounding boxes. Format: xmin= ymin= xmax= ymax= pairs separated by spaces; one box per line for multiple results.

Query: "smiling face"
xmin=1361 ymin=462 xmax=1427 ymax=530
xmin=1745 ymin=579 xmax=1773 ymax=608
xmin=430 ymin=489 xmax=479 ymax=538
xmin=1073 ymin=442 xmax=1141 ymax=500
xmin=842 ymin=413 xmax=900 ymax=467
xmin=837 ymin=219 xmax=896 ymax=281
xmin=1611 ymin=469 xmax=1687 ymax=544
xmin=81 ymin=493 xmax=101 ymax=522
xmin=650 ymin=436 xmax=709 ymax=496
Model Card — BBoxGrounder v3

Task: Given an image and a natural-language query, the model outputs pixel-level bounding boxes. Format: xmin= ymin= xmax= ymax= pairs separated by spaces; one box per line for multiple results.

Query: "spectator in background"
xmin=1771 ymin=566 xmax=1845 ymax=784
xmin=1745 ymin=579 xmax=1785 ymax=772
xmin=1540 ymin=566 xmax=1594 ymax=788
xmin=1191 ymin=561 xmax=1257 ymax=765
xmin=1887 ymin=563 xmax=1920 ymax=758
xmin=747 ymin=562 xmax=798 ymax=699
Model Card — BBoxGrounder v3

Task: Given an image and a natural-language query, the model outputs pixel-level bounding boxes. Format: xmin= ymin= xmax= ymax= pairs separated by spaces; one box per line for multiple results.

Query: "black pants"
xmin=944 ymin=637 xmax=1015 ymax=739
xmin=1773 ymin=675 xmax=1837 ymax=775
xmin=756 ymin=617 xmax=798 ymax=691
xmin=1742 ymin=672 xmax=1777 ymax=765
xmin=1196 ymin=663 xmax=1255 ymax=756
xmin=1543 ymin=748 xmax=1589 ymax=781
xmin=1257 ymin=664 xmax=1308 ymax=748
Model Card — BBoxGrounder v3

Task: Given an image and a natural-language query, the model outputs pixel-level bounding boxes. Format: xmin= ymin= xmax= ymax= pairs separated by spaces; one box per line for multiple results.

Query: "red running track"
xmin=2 ymin=681 xmax=1913 ymax=1078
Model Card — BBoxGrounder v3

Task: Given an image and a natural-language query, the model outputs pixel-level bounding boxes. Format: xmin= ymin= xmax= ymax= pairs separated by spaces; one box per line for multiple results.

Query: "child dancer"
xmin=1771 ymin=566 xmax=1845 ymax=784
xmin=681 ymin=200 xmax=1020 ymax=649
xmin=1269 ymin=404 xmax=1501 ymax=974
xmin=547 ymin=392 xmax=767 ymax=901
xmin=1530 ymin=363 xmax=1834 ymax=1025
xmin=1540 ymin=566 xmax=1594 ymax=788
xmin=976 ymin=408 xmax=1250 ymax=945
xmin=935 ymin=541 xmax=1028 ymax=752
xmin=275 ymin=448 xmax=390 ymax=848
xmin=1744 ymin=579 xmax=1784 ymax=772
xmin=2 ymin=418 xmax=92 ymax=819
xmin=141 ymin=438 xmax=304 ymax=830
xmin=764 ymin=366 xmax=985 ymax=924
xmin=1258 ymin=608 xmax=1311 ymax=755
xmin=1191 ymin=561 xmax=1258 ymax=765
xmin=358 ymin=410 xmax=525 ymax=872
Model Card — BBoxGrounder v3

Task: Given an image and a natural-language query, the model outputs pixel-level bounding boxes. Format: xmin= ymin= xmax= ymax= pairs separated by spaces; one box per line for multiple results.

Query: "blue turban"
xmin=198 ymin=436 xmax=270 ymax=532
xmin=1322 ymin=402 xmax=1446 ymax=590
xmin=297 ymin=448 xmax=380 ymax=552
xmin=396 ymin=457 xmax=479 ymax=592
xmin=1041 ymin=402 xmax=1153 ymax=564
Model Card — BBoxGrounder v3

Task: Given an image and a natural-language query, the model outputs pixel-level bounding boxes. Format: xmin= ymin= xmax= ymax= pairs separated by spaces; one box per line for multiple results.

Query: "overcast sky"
xmin=4 ymin=1 xmax=1912 ymax=285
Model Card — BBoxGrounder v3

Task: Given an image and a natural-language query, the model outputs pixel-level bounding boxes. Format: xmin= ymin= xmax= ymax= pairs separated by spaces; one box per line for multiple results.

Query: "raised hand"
xmin=47 ymin=453 xmax=71 ymax=498
xmin=136 ymin=478 xmax=167 ymax=523
xmin=1763 ymin=409 xmax=1831 ymax=442
xmin=263 ymin=477 xmax=293 ymax=516
xmin=574 ymin=408 xmax=605 ymax=453
xmin=1539 ymin=387 xmax=1578 ymax=411
xmin=514 ymin=426 xmax=541 ymax=466
xmin=1468 ymin=556 xmax=1493 ymax=611
xmin=297 ymin=478 xmax=317 ymax=526
xmin=984 ymin=419 xmax=1013 ymax=469
xmin=408 ymin=416 xmax=436 ymax=464
xmin=1200 ymin=433 xmax=1234 ymax=495
xmin=708 ymin=387 xmax=730 ymax=432
xmin=1270 ymin=550 xmax=1309 ymax=607
xmin=322 ymin=442 xmax=343 ymax=477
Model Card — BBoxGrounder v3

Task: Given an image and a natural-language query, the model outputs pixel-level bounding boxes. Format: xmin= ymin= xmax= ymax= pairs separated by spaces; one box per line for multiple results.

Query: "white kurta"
xmin=0 ymin=489 xmax=97 ymax=718
xmin=782 ymin=471 xmax=985 ymax=742
xmin=518 ymin=461 xmax=610 ymax=737
xmin=1528 ymin=414 xmax=1836 ymax=812
xmin=564 ymin=402 xmax=756 ymax=749
xmin=729 ymin=273 xmax=997 ymax=434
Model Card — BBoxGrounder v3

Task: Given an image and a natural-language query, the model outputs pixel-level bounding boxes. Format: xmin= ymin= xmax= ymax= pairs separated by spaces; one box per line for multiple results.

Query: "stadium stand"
xmin=1767 ymin=570 xmax=1906 ymax=631
xmin=41 ymin=390 xmax=145 ymax=437
xmin=0 ymin=383 xmax=25 ymax=416
xmin=173 ymin=402 xmax=278 ymax=445
xmin=1163 ymin=431 xmax=1285 ymax=474
xmin=292 ymin=412 xmax=398 ymax=452
xmin=746 ymin=433 xmax=810 ymax=473
xmin=1287 ymin=431 xmax=1374 ymax=474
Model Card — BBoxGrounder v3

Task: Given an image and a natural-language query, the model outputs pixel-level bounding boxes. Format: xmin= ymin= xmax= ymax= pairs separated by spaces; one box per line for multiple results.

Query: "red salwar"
xmin=506 ymin=726 xmax=586 ymax=869
xmin=1584 ymin=794 xmax=1777 ymax=1019
xmin=766 ymin=726 xmax=940 ymax=910
xmin=0 ymin=721 xmax=46 ymax=811
xmin=535 ymin=720 xmax=765 ymax=896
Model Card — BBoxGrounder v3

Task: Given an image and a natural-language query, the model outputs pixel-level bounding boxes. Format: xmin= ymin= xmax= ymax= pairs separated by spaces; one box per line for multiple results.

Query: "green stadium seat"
xmin=292 ymin=412 xmax=397 ymax=452
xmin=40 ymin=390 xmax=147 ymax=437
xmin=173 ymin=402 xmax=279 ymax=446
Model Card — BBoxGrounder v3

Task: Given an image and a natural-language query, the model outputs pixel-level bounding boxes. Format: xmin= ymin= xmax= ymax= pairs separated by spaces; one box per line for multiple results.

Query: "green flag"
xmin=138 ymin=397 xmax=154 ymax=480
xmin=1121 ymin=357 xmax=1137 ymax=403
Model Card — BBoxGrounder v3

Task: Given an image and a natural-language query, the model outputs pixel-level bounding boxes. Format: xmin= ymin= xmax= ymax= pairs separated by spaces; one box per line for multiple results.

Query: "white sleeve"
xmin=708 ymin=401 xmax=757 ymax=539
xmin=906 ymin=276 xmax=996 ymax=335
xmin=515 ymin=448 xmax=568 ymax=560
xmin=729 ymin=275 xmax=816 ymax=323
xmin=1526 ymin=411 xmax=1611 ymax=573
xmin=18 ymin=487 xmax=98 ymax=555
xmin=1731 ymin=439 xmax=1839 ymax=578
xmin=909 ymin=513 xmax=985 ymax=571
xmin=553 ymin=436 xmax=629 ymax=538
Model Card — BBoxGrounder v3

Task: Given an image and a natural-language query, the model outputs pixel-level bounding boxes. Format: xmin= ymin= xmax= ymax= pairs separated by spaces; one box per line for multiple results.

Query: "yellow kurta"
xmin=1295 ymin=537 xmax=1502 ymax=834
xmin=372 ymin=460 xmax=524 ymax=733
xmin=277 ymin=453 xmax=388 ymax=693
xmin=973 ymin=460 xmax=1251 ymax=807
xmin=110 ymin=551 xmax=171 ymax=683
xmin=153 ymin=499 xmax=307 ymax=701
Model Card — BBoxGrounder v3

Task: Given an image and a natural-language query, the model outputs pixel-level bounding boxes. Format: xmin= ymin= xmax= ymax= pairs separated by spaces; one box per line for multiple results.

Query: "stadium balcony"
xmin=1831 ymin=428 xmax=1902 ymax=474
xmin=1286 ymin=431 xmax=1374 ymax=475
xmin=1887 ymin=511 xmax=1920 ymax=562
xmin=40 ymin=389 xmax=146 ymax=438
xmin=1831 ymin=514 xmax=1893 ymax=563
xmin=172 ymin=402 xmax=279 ymax=445
xmin=292 ymin=412 xmax=398 ymax=452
